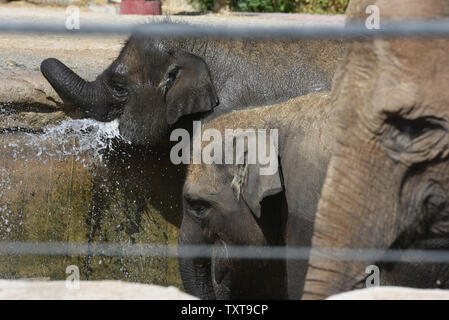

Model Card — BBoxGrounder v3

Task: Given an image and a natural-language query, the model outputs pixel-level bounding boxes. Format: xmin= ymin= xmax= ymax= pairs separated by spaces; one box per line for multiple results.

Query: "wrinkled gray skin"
xmin=41 ymin=25 xmax=343 ymax=147
xmin=40 ymin=26 xmax=343 ymax=287
xmin=303 ymin=0 xmax=449 ymax=299
xmin=180 ymin=92 xmax=333 ymax=299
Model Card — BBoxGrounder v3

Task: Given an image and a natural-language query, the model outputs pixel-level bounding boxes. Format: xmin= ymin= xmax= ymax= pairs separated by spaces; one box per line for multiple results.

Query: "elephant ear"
xmin=161 ymin=51 xmax=219 ymax=125
xmin=230 ymin=132 xmax=283 ymax=218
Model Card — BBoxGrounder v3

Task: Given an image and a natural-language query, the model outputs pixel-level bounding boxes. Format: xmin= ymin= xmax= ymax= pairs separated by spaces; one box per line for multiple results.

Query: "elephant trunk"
xmin=302 ymin=140 xmax=401 ymax=299
xmin=178 ymin=216 xmax=216 ymax=300
xmin=41 ymin=58 xmax=111 ymax=121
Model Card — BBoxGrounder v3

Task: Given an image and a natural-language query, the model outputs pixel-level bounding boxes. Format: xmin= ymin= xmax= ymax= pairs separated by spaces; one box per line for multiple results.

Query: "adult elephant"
xmin=40 ymin=25 xmax=344 ymax=146
xmin=180 ymin=92 xmax=333 ymax=299
xmin=303 ymin=0 xmax=449 ymax=299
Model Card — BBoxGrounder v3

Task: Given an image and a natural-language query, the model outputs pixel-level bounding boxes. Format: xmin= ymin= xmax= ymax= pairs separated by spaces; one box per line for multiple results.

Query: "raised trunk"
xmin=40 ymin=58 xmax=111 ymax=121
xmin=302 ymin=139 xmax=403 ymax=299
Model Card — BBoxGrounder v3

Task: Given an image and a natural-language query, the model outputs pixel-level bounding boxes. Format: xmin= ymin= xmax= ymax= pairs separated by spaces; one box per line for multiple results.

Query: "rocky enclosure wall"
xmin=0 ymin=121 xmax=182 ymax=287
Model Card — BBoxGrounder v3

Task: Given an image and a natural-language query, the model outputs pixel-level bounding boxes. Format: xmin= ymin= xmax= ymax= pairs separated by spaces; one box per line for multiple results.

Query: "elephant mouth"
xmin=211 ymin=239 xmax=231 ymax=299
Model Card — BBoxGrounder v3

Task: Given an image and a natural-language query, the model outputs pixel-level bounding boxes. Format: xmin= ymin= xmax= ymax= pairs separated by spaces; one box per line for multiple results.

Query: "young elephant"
xmin=39 ymin=24 xmax=344 ymax=260
xmin=303 ymin=0 xmax=449 ymax=299
xmin=179 ymin=92 xmax=333 ymax=299
xmin=41 ymin=24 xmax=343 ymax=147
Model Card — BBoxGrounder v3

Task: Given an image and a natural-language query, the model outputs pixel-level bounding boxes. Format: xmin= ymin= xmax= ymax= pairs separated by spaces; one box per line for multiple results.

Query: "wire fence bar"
xmin=2 ymin=20 xmax=449 ymax=39
xmin=1 ymin=242 xmax=449 ymax=263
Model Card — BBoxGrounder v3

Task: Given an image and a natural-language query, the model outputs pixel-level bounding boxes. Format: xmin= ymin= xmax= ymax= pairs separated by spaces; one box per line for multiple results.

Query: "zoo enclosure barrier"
xmin=1 ymin=18 xmax=449 ymax=264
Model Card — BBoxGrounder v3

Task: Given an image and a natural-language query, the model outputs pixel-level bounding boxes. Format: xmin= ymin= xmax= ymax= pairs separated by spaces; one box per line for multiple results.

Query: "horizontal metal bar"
xmin=1 ymin=20 xmax=449 ymax=39
xmin=1 ymin=241 xmax=449 ymax=264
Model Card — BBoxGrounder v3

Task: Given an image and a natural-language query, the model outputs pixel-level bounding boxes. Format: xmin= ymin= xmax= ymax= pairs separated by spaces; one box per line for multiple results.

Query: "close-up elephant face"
xmin=303 ymin=0 xmax=449 ymax=299
xmin=40 ymin=35 xmax=219 ymax=146
xmin=305 ymin=0 xmax=449 ymax=298
xmin=179 ymin=147 xmax=286 ymax=299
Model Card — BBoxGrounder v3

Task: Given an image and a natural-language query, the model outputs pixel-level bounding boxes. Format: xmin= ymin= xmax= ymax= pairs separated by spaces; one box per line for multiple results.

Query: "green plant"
xmin=227 ymin=0 xmax=298 ymax=12
xmin=297 ymin=0 xmax=349 ymax=14
xmin=190 ymin=0 xmax=349 ymax=13
xmin=194 ymin=0 xmax=217 ymax=11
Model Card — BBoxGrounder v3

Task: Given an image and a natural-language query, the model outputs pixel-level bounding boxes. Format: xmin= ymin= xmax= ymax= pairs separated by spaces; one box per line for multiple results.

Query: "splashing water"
xmin=43 ymin=118 xmax=122 ymax=155
xmin=22 ymin=118 xmax=124 ymax=163
xmin=0 ymin=118 xmax=124 ymax=231
xmin=0 ymin=114 xmax=181 ymax=286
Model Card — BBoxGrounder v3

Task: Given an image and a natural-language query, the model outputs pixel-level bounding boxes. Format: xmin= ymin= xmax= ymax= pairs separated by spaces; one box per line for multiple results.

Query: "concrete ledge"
xmin=0 ymin=280 xmax=197 ymax=300
xmin=327 ymin=287 xmax=449 ymax=300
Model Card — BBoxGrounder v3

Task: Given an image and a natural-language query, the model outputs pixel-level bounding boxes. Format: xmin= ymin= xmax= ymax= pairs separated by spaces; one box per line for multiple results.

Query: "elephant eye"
xmin=111 ymin=83 xmax=128 ymax=97
xmin=184 ymin=196 xmax=211 ymax=219
xmin=384 ymin=116 xmax=444 ymax=151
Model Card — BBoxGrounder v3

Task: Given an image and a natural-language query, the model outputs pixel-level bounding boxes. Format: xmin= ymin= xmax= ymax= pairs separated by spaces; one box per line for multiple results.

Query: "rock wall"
xmin=0 ymin=108 xmax=182 ymax=288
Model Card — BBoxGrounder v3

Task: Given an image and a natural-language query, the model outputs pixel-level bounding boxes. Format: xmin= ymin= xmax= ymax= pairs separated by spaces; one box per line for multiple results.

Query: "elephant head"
xmin=41 ymin=35 xmax=219 ymax=146
xmin=179 ymin=129 xmax=287 ymax=299
xmin=303 ymin=0 xmax=449 ymax=299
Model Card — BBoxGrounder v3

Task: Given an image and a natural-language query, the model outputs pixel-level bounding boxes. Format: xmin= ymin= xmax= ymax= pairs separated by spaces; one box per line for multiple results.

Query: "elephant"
xmin=179 ymin=91 xmax=334 ymax=299
xmin=303 ymin=0 xmax=449 ymax=299
xmin=40 ymin=24 xmax=344 ymax=147
xmin=39 ymin=24 xmax=344 ymax=277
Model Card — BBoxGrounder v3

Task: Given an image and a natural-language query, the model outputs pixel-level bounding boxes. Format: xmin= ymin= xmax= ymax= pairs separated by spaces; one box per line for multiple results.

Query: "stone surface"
xmin=327 ymin=287 xmax=449 ymax=300
xmin=0 ymin=131 xmax=182 ymax=288
xmin=0 ymin=109 xmax=69 ymax=131
xmin=0 ymin=280 xmax=196 ymax=299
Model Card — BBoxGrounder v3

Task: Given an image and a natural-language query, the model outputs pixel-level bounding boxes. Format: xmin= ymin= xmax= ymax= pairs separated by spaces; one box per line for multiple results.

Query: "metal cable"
xmin=1 ymin=242 xmax=449 ymax=263
xmin=1 ymin=20 xmax=449 ymax=39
